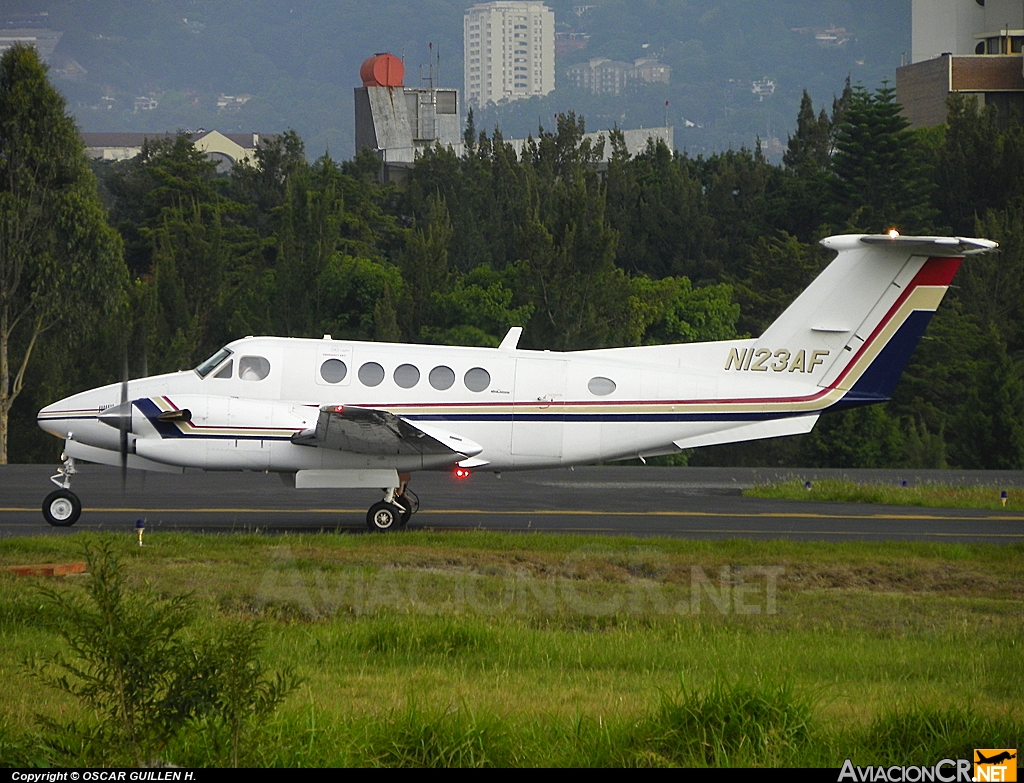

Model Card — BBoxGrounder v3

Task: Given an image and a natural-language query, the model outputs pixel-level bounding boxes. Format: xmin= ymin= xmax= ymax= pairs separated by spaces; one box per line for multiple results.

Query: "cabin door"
xmin=511 ymin=358 xmax=566 ymax=459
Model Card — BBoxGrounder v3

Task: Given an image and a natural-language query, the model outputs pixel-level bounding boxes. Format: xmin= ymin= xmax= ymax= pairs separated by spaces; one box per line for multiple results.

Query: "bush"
xmin=26 ymin=541 xmax=297 ymax=766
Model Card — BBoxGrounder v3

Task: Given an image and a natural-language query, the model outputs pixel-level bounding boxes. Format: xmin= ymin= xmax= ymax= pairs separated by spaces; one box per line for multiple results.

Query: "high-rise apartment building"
xmin=464 ymin=2 xmax=555 ymax=108
xmin=897 ymin=0 xmax=1024 ymax=128
xmin=911 ymin=0 xmax=1023 ymax=63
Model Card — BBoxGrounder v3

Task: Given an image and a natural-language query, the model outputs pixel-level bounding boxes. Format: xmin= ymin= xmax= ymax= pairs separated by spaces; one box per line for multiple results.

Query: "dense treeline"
xmin=9 ymin=76 xmax=1024 ymax=469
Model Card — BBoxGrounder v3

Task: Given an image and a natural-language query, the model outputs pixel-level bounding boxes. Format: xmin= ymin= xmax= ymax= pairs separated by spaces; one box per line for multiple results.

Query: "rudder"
xmin=754 ymin=234 xmax=995 ymax=403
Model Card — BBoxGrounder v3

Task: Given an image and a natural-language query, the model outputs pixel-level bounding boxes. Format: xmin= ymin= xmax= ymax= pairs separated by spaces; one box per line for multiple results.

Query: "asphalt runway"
xmin=3 ymin=464 xmax=1024 ymax=543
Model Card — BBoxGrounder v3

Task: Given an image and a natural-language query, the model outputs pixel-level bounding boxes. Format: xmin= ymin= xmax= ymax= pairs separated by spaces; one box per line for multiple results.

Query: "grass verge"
xmin=745 ymin=479 xmax=1024 ymax=511
xmin=0 ymin=531 xmax=1021 ymax=766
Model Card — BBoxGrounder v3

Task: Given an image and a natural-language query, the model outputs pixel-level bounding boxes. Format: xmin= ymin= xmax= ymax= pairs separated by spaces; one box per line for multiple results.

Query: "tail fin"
xmin=754 ymin=234 xmax=996 ymax=405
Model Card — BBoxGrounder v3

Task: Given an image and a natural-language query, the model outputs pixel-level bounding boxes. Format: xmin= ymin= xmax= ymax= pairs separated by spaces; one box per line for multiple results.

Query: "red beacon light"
xmin=454 ymin=466 xmax=471 ymax=480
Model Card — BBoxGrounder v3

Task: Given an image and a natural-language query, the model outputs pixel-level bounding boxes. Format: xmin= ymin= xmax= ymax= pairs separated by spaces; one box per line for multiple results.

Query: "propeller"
xmin=119 ymin=349 xmax=129 ymax=492
xmin=98 ymin=346 xmax=134 ymax=492
xmin=139 ymin=337 xmax=147 ymax=492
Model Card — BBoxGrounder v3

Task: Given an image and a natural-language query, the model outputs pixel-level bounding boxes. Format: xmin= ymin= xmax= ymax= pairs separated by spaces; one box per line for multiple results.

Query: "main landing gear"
xmin=43 ymin=453 xmax=81 ymax=527
xmin=365 ymin=473 xmax=419 ymax=532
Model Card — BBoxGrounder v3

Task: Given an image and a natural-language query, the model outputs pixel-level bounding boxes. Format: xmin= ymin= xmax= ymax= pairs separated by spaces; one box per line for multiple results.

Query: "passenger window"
xmin=320 ymin=358 xmax=348 ymax=383
xmin=239 ymin=356 xmax=271 ymax=381
xmin=358 ymin=362 xmax=385 ymax=387
xmin=588 ymin=377 xmax=616 ymax=396
xmin=394 ymin=363 xmax=420 ymax=389
xmin=213 ymin=360 xmax=233 ymax=379
xmin=429 ymin=365 xmax=455 ymax=390
xmin=464 ymin=367 xmax=490 ymax=392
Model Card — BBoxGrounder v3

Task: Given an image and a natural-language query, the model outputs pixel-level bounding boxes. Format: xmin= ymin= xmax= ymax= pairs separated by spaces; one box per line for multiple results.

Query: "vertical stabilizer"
xmin=751 ymin=234 xmax=996 ymax=403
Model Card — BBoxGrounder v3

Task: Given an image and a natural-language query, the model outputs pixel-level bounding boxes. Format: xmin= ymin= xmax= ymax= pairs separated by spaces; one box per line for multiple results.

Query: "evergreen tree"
xmin=933 ymin=95 xmax=1003 ymax=234
xmin=783 ymin=90 xmax=831 ymax=172
xmin=799 ymin=406 xmax=905 ymax=469
xmin=605 ymin=138 xmax=714 ymax=280
xmin=831 ymin=83 xmax=936 ymax=233
xmin=731 ymin=232 xmax=828 ymax=337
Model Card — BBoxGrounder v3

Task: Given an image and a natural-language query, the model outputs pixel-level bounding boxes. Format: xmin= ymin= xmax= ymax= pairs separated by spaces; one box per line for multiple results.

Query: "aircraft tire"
xmin=366 ymin=502 xmax=402 ymax=532
xmin=43 ymin=489 xmax=81 ymax=527
xmin=397 ymin=489 xmax=418 ymax=526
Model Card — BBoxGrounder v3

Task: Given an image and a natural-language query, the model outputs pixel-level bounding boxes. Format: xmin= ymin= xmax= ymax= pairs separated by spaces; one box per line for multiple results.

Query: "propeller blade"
xmin=120 ymin=350 xmax=129 ymax=492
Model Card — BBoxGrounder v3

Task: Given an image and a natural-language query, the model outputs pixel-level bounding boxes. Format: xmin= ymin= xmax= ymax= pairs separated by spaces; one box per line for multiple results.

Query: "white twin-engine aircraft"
xmin=37 ymin=233 xmax=996 ymax=530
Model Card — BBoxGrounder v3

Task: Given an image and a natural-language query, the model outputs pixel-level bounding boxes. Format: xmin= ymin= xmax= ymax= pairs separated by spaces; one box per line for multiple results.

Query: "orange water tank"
xmin=360 ymin=53 xmax=404 ymax=87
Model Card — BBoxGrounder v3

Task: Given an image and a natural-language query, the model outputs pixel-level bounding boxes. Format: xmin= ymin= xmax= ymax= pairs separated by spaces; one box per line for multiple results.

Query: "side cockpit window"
xmin=195 ymin=347 xmax=233 ymax=378
xmin=239 ymin=356 xmax=271 ymax=381
xmin=213 ymin=360 xmax=233 ymax=379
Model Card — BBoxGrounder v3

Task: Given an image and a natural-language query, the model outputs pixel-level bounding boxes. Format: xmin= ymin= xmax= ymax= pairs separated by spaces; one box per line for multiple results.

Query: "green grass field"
xmin=1 ymin=531 xmax=1021 ymax=767
xmin=745 ymin=479 xmax=1024 ymax=511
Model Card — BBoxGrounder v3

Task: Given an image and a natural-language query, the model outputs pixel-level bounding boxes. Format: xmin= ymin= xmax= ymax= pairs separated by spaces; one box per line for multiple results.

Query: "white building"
xmin=898 ymin=0 xmax=1024 ymax=128
xmin=81 ymin=131 xmax=269 ymax=173
xmin=464 ymin=1 xmax=555 ymax=108
xmin=912 ymin=0 xmax=1024 ymax=63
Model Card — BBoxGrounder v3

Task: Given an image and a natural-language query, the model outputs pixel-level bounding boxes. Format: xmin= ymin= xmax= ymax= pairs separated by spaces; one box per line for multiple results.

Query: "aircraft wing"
xmin=291 ymin=405 xmax=483 ymax=458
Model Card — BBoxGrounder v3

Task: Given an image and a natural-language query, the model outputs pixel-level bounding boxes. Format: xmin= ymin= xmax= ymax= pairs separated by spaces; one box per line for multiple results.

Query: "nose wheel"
xmin=43 ymin=452 xmax=81 ymax=527
xmin=43 ymin=489 xmax=81 ymax=527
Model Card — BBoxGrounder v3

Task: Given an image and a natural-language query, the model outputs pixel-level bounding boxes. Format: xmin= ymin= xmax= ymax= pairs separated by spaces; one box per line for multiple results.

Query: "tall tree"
xmin=0 ymin=44 xmax=126 ymax=463
xmin=831 ymin=83 xmax=936 ymax=233
xmin=933 ymin=95 xmax=1004 ymax=235
xmin=783 ymin=90 xmax=832 ymax=173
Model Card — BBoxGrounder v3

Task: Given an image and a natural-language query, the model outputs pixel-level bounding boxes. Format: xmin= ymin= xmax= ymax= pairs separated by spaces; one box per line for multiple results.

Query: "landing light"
xmin=888 ymin=228 xmax=900 ymax=239
xmin=454 ymin=467 xmax=471 ymax=480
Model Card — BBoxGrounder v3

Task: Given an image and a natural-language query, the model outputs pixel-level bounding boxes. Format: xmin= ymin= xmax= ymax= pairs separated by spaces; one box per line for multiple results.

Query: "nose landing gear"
xmin=43 ymin=453 xmax=81 ymax=527
xmin=365 ymin=473 xmax=419 ymax=532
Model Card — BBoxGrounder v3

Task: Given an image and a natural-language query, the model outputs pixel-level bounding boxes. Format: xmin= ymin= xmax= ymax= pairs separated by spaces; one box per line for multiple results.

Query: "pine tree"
xmin=783 ymin=90 xmax=831 ymax=172
xmin=831 ymin=83 xmax=936 ymax=233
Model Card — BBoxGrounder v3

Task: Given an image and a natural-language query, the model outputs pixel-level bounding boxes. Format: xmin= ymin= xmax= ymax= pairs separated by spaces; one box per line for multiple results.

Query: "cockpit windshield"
xmin=194 ymin=347 xmax=234 ymax=378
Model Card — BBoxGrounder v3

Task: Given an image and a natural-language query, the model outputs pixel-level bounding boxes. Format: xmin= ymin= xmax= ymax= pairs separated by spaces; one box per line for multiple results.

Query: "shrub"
xmin=26 ymin=541 xmax=297 ymax=766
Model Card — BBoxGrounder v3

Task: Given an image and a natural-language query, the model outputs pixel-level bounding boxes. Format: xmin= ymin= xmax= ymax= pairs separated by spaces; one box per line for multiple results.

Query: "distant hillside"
xmin=3 ymin=0 xmax=909 ymax=159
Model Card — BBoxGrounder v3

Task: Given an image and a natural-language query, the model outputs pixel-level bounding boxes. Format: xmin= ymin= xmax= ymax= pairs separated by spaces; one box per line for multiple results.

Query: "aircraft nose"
xmin=37 ymin=397 xmax=77 ymax=438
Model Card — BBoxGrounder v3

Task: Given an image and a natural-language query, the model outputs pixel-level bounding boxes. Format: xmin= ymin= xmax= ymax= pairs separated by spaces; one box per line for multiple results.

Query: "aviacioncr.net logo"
xmin=974 ymin=749 xmax=1017 ymax=783
xmin=838 ymin=758 xmax=973 ymax=782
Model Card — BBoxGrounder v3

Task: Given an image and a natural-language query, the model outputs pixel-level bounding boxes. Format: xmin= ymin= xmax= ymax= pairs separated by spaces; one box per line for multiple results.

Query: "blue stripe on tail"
xmin=829 ymin=310 xmax=935 ymax=412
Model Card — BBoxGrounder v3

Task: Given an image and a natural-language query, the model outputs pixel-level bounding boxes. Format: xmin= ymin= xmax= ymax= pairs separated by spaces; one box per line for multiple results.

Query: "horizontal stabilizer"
xmin=857 ymin=235 xmax=997 ymax=255
xmin=672 ymin=414 xmax=819 ymax=450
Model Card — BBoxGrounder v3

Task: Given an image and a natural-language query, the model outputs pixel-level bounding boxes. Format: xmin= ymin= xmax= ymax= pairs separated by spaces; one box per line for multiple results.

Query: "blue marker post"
xmin=136 ymin=518 xmax=145 ymax=547
xmin=1001 ymin=490 xmax=1008 ymax=508
xmin=804 ymin=481 xmax=812 ymax=491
